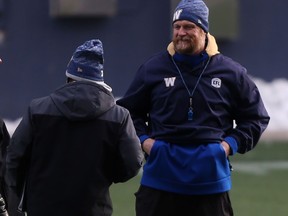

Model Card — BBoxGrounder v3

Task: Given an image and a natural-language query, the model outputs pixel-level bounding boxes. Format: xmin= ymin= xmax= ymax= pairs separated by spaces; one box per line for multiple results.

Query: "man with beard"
xmin=116 ymin=0 xmax=270 ymax=215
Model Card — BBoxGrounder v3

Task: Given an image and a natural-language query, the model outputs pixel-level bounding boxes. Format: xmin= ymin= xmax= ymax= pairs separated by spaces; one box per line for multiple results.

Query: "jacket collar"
xmin=167 ymin=33 xmax=220 ymax=57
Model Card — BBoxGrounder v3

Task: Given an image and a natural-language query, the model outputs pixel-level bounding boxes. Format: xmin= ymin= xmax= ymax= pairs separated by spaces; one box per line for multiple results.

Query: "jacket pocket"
xmin=144 ymin=141 xmax=231 ymax=184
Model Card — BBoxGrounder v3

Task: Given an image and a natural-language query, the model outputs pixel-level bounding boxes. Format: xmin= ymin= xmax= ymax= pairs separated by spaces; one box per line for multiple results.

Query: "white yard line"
xmin=231 ymin=161 xmax=288 ymax=175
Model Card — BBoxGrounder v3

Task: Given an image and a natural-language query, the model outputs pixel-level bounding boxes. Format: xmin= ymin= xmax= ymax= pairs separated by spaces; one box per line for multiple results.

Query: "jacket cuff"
xmin=139 ymin=135 xmax=149 ymax=144
xmin=224 ymin=136 xmax=238 ymax=155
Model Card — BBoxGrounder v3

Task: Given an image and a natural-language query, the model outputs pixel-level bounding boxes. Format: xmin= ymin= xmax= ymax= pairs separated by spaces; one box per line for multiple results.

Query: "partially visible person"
xmin=117 ymin=0 xmax=270 ymax=215
xmin=0 ymin=118 xmax=9 ymax=216
xmin=5 ymin=39 xmax=143 ymax=216
xmin=0 ymin=57 xmax=9 ymax=216
xmin=1 ymin=60 xmax=23 ymax=216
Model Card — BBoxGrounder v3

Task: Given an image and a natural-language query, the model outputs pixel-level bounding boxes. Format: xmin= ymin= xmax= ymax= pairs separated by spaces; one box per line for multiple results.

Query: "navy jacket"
xmin=117 ymin=39 xmax=270 ymax=154
xmin=117 ymin=35 xmax=270 ymax=195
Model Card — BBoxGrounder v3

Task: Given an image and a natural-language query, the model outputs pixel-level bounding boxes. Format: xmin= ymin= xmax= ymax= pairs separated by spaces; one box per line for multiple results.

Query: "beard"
xmin=173 ymin=33 xmax=206 ymax=55
xmin=173 ymin=38 xmax=195 ymax=55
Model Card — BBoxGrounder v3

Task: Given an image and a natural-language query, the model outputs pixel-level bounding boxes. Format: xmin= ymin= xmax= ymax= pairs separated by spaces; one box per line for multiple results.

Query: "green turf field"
xmin=110 ymin=141 xmax=288 ymax=216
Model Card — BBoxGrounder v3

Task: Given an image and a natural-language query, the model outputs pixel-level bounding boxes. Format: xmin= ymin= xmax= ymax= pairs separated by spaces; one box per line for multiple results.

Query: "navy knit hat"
xmin=173 ymin=0 xmax=209 ymax=33
xmin=66 ymin=39 xmax=112 ymax=91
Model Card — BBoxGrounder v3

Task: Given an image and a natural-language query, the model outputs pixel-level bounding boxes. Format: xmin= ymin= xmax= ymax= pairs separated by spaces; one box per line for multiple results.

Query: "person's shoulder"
xmin=29 ymin=95 xmax=52 ymax=110
xmin=213 ymin=53 xmax=247 ymax=73
xmin=31 ymin=95 xmax=50 ymax=104
xmin=216 ymin=53 xmax=243 ymax=66
xmin=104 ymin=103 xmax=132 ymax=124
xmin=142 ymin=50 xmax=169 ymax=65
xmin=114 ymin=103 xmax=130 ymax=115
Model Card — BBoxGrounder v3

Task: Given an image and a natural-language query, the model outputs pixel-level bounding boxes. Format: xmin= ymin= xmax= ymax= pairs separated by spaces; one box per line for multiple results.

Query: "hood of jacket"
xmin=167 ymin=33 xmax=220 ymax=57
xmin=50 ymin=81 xmax=115 ymax=121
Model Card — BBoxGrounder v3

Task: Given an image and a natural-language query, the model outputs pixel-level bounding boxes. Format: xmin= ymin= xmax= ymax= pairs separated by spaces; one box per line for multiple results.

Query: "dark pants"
xmin=135 ymin=185 xmax=234 ymax=216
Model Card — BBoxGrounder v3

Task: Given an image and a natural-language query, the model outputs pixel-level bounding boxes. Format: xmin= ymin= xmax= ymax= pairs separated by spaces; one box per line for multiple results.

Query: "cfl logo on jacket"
xmin=164 ymin=77 xmax=176 ymax=87
xmin=211 ymin=78 xmax=221 ymax=88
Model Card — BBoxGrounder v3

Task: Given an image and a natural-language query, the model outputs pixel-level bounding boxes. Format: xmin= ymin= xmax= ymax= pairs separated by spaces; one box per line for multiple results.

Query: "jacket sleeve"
xmin=113 ymin=110 xmax=143 ymax=183
xmin=5 ymin=108 xmax=33 ymax=196
xmin=225 ymin=72 xmax=270 ymax=154
xmin=116 ymin=64 xmax=151 ymax=140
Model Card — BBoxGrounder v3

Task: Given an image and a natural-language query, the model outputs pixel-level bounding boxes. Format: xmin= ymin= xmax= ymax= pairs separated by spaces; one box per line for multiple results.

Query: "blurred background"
xmin=0 ymin=0 xmax=287 ymax=129
xmin=0 ymin=0 xmax=287 ymax=215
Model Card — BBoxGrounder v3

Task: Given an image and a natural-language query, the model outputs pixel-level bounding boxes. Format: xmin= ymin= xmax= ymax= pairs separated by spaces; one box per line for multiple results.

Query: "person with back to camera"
xmin=0 ymin=118 xmax=9 ymax=216
xmin=116 ymin=0 xmax=270 ymax=215
xmin=5 ymin=39 xmax=143 ymax=216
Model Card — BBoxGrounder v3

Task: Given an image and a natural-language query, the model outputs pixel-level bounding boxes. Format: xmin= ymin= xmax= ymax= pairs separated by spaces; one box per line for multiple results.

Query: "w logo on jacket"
xmin=164 ymin=77 xmax=176 ymax=87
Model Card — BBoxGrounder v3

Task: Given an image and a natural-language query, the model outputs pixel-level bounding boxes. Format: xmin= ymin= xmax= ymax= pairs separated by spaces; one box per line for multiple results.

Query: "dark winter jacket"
xmin=0 ymin=119 xmax=9 ymax=216
xmin=117 ymin=34 xmax=270 ymax=195
xmin=117 ymin=34 xmax=270 ymax=154
xmin=5 ymin=81 xmax=143 ymax=216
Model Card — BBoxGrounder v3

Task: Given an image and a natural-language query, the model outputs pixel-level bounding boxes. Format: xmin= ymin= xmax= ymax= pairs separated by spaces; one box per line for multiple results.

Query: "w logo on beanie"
xmin=172 ymin=0 xmax=209 ymax=32
xmin=173 ymin=9 xmax=183 ymax=22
